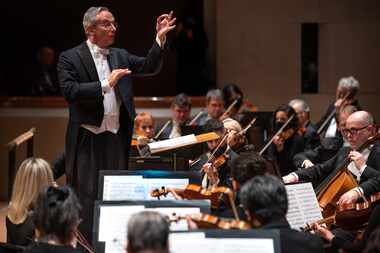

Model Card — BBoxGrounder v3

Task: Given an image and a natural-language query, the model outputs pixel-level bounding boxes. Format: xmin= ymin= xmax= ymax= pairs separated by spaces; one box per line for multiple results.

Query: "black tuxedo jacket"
xmin=57 ymin=41 xmax=163 ymax=181
xmin=295 ymin=141 xmax=380 ymax=196
xmin=261 ymin=217 xmax=324 ymax=253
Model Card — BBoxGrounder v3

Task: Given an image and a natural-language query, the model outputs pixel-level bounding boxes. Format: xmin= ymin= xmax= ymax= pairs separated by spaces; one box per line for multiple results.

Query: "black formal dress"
xmin=265 ymin=133 xmax=305 ymax=176
xmin=261 ymin=217 xmax=325 ymax=253
xmin=6 ymin=215 xmax=34 ymax=246
xmin=57 ymin=40 xmax=163 ymax=241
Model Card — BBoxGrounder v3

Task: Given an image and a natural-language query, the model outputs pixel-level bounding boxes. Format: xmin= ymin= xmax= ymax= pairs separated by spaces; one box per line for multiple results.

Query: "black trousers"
xmin=74 ymin=128 xmax=127 ymax=243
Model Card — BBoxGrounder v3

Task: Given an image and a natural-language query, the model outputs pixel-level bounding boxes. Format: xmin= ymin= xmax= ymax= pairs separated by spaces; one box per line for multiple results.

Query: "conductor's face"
xmin=92 ymin=11 xmax=117 ymax=48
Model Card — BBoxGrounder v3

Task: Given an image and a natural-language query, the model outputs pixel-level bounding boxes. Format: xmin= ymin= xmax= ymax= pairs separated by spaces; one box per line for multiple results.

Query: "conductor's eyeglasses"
xmin=97 ymin=21 xmax=118 ymax=30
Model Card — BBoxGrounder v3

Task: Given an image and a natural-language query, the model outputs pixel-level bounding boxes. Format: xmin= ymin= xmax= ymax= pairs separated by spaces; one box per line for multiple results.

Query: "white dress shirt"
xmin=81 ymin=40 xmax=121 ymax=134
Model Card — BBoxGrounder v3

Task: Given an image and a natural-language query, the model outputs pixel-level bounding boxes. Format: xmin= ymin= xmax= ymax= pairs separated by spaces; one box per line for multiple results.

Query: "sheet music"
xmin=146 ymin=207 xmax=200 ymax=230
xmin=210 ymin=238 xmax=274 ymax=253
xmin=103 ymin=175 xmax=145 ymax=200
xmin=98 ymin=205 xmax=145 ymax=242
xmin=102 ymin=176 xmax=189 ymax=201
xmin=101 ymin=206 xmax=203 ymax=253
xmin=148 ymin=134 xmax=197 ymax=153
xmin=146 ymin=178 xmax=189 ymax=200
xmin=170 ymin=232 xmax=207 ymax=253
xmin=286 ymin=182 xmax=323 ymax=230
xmin=170 ymin=234 xmax=274 ymax=253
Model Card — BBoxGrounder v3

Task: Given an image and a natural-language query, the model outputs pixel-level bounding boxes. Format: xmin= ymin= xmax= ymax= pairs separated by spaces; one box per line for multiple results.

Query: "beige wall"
xmin=215 ymin=0 xmax=380 ymax=122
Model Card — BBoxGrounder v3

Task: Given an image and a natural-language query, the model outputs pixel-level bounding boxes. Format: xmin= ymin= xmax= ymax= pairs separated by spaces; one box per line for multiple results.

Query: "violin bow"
xmin=239 ymin=117 xmax=257 ymax=135
xmin=316 ymin=91 xmax=352 ymax=135
xmin=188 ymin=110 xmax=205 ymax=126
xmin=259 ymin=114 xmax=295 ymax=155
xmin=154 ymin=120 xmax=171 ymax=139
xmin=220 ymin=99 xmax=239 ymax=119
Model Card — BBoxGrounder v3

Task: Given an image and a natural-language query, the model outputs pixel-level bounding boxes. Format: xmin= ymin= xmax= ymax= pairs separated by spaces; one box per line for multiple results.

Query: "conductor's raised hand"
xmin=108 ymin=68 xmax=131 ymax=88
xmin=156 ymin=11 xmax=176 ymax=43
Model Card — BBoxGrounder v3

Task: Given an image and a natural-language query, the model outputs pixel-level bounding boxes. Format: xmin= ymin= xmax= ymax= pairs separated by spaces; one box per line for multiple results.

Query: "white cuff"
xmin=359 ymin=164 xmax=367 ymax=174
xmin=353 ymin=187 xmax=364 ymax=197
xmin=290 ymin=172 xmax=299 ymax=182
xmin=101 ymin=79 xmax=111 ymax=94
xmin=156 ymin=36 xmax=165 ymax=48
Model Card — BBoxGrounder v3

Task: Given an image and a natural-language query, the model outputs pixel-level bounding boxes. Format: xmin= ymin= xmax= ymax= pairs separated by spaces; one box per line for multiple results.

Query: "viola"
xmin=151 ymin=184 xmax=233 ymax=209
xmin=169 ymin=212 xmax=252 ymax=230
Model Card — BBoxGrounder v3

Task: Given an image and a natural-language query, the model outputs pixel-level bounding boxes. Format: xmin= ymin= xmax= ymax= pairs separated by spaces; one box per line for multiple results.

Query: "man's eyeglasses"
xmin=342 ymin=125 xmax=370 ymax=136
xmin=97 ymin=21 xmax=118 ymax=30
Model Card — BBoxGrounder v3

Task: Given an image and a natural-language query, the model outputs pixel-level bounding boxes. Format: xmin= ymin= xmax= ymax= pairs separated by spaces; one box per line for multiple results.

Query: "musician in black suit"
xmin=289 ymin=98 xmax=320 ymax=150
xmin=283 ymin=111 xmax=380 ymax=206
xmin=57 ymin=6 xmax=175 ymax=240
xmin=316 ymin=76 xmax=361 ymax=152
xmin=293 ymin=105 xmax=358 ymax=169
xmin=155 ymin=93 xmax=191 ymax=140
xmin=240 ymin=175 xmax=324 ymax=253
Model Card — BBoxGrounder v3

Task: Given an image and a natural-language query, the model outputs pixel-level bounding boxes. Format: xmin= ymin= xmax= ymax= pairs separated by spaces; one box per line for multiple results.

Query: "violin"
xmin=278 ymin=128 xmax=296 ymax=141
xmin=303 ymin=192 xmax=380 ymax=232
xmin=169 ymin=212 xmax=251 ymax=230
xmin=151 ymin=184 xmax=241 ymax=220
xmin=151 ymin=184 xmax=232 ymax=209
xmin=259 ymin=114 xmax=295 ymax=155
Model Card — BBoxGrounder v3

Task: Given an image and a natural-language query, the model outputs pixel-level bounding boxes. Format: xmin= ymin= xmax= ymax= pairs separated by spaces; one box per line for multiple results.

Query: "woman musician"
xmin=262 ymin=104 xmax=305 ymax=176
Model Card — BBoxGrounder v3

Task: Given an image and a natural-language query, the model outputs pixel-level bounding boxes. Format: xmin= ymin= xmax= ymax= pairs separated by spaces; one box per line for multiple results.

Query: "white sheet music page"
xmin=169 ymin=234 xmax=274 ymax=253
xmin=286 ymin=182 xmax=323 ymax=230
xmin=148 ymin=134 xmax=197 ymax=153
xmin=145 ymin=207 xmax=200 ymax=230
xmin=210 ymin=238 xmax=274 ymax=253
xmin=170 ymin=232 xmax=207 ymax=253
xmin=146 ymin=178 xmax=189 ymax=200
xmin=98 ymin=205 xmax=145 ymax=242
xmin=102 ymin=175 xmax=145 ymax=200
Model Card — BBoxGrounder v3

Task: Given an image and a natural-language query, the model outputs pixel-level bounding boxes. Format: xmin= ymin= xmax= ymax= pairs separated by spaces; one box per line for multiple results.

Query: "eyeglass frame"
xmin=95 ymin=20 xmax=118 ymax=30
xmin=342 ymin=124 xmax=371 ymax=136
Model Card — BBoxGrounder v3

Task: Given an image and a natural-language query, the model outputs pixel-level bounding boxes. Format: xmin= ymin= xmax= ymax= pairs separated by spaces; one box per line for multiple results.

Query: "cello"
xmin=316 ymin=133 xmax=380 ymax=218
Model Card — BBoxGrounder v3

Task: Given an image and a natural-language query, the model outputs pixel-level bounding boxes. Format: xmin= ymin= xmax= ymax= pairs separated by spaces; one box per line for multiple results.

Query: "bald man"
xmin=283 ymin=111 xmax=380 ymax=205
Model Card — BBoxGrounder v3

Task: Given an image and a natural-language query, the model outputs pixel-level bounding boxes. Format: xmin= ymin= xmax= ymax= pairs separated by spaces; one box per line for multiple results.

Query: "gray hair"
xmin=338 ymin=76 xmax=360 ymax=91
xmin=288 ymin=98 xmax=310 ymax=113
xmin=206 ymin=89 xmax=223 ymax=104
xmin=82 ymin=6 xmax=109 ymax=35
xmin=127 ymin=211 xmax=169 ymax=253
